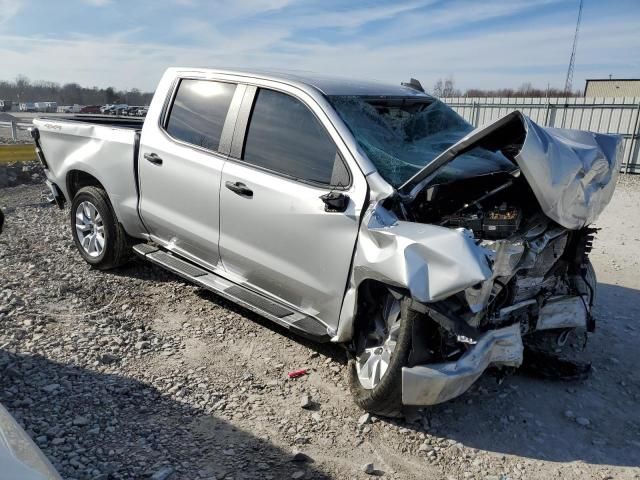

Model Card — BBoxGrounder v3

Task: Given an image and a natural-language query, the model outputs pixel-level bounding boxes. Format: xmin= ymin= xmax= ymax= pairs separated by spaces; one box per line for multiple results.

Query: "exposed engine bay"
xmin=335 ymin=94 xmax=622 ymax=407
xmin=352 ymin=111 xmax=616 ymax=405
xmin=365 ymin=168 xmax=601 ymax=405
xmin=402 ymin=170 xmax=597 ymax=335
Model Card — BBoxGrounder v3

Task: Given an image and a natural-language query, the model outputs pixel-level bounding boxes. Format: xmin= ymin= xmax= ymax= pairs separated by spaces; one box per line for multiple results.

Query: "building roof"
xmin=173 ymin=67 xmax=431 ymax=97
xmin=584 ymin=78 xmax=640 ymax=98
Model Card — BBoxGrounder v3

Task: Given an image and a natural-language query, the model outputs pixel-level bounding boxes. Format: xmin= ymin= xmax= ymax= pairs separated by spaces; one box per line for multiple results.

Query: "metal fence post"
xmin=10 ymin=120 xmax=17 ymax=141
xmin=474 ymin=101 xmax=481 ymax=127
xmin=544 ymin=101 xmax=551 ymax=126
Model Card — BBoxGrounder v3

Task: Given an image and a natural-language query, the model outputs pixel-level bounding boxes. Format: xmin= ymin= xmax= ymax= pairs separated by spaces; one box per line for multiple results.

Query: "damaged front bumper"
xmin=401 ymin=323 xmax=523 ymax=405
xmin=401 ymin=292 xmax=591 ymax=405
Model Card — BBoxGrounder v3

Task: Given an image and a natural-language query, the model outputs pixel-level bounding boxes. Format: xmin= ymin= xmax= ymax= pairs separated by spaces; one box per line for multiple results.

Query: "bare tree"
xmin=431 ymin=77 xmax=461 ymax=98
xmin=462 ymin=84 xmax=581 ymax=98
xmin=0 ymin=75 xmax=154 ymax=106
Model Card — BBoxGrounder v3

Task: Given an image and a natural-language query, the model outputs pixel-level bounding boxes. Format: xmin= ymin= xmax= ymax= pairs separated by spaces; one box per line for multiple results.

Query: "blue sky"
xmin=0 ymin=0 xmax=638 ymax=93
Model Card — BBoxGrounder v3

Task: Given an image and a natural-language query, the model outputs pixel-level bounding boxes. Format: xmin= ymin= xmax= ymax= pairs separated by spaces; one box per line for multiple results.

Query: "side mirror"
xmin=320 ymin=192 xmax=349 ymax=213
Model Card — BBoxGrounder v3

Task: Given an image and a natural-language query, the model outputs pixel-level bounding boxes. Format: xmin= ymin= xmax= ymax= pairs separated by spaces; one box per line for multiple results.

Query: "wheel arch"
xmin=66 ymin=170 xmax=107 ymax=200
xmin=340 ymin=278 xmax=410 ymax=347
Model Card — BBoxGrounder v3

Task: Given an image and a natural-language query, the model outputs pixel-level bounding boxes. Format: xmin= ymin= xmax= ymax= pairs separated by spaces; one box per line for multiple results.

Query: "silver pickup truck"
xmin=32 ymin=68 xmax=622 ymax=417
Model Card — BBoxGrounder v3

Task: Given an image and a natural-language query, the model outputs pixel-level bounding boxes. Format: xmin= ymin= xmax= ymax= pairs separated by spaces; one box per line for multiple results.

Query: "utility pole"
xmin=564 ymin=0 xmax=584 ymax=95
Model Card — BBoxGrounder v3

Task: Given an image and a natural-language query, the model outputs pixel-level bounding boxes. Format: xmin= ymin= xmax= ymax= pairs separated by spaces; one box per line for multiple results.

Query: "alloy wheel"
xmin=75 ymin=201 xmax=105 ymax=258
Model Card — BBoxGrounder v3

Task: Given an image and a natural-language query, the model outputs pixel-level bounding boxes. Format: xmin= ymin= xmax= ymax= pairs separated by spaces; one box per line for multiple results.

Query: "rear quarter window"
xmin=166 ymin=79 xmax=236 ymax=152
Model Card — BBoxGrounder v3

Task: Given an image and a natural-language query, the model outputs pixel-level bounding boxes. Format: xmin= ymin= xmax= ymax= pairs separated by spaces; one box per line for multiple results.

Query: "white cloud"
xmin=291 ymin=1 xmax=437 ymax=29
xmin=0 ymin=1 xmax=637 ymax=92
xmin=0 ymin=0 xmax=25 ymax=25
xmin=82 ymin=0 xmax=112 ymax=6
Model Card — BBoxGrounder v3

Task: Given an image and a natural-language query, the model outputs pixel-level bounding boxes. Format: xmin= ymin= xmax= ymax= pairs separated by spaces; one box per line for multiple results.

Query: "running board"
xmin=133 ymin=244 xmax=331 ymax=341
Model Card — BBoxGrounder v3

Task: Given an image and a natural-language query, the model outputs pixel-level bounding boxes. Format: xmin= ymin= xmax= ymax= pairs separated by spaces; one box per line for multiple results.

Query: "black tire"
xmin=584 ymin=260 xmax=597 ymax=305
xmin=70 ymin=186 xmax=131 ymax=270
xmin=521 ymin=259 xmax=596 ymax=381
xmin=348 ymin=297 xmax=418 ymax=418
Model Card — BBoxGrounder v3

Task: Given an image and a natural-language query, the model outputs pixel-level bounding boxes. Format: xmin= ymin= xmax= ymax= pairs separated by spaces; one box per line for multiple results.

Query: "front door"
xmin=219 ymin=87 xmax=366 ymax=325
xmin=138 ymin=78 xmax=241 ymax=269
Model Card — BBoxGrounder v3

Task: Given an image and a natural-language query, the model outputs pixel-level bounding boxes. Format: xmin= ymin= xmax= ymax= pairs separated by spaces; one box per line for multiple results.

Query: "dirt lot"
xmin=0 ymin=176 xmax=639 ymax=480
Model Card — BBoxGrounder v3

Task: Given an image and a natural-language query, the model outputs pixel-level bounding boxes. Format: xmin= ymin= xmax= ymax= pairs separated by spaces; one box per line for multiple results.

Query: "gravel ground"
xmin=0 ymin=176 xmax=639 ymax=480
xmin=0 ymin=134 xmax=33 ymax=144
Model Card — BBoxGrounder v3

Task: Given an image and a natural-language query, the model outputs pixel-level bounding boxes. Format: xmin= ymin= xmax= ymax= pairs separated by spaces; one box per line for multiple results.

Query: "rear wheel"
xmin=70 ymin=186 xmax=131 ymax=270
xmin=348 ymin=290 xmax=417 ymax=418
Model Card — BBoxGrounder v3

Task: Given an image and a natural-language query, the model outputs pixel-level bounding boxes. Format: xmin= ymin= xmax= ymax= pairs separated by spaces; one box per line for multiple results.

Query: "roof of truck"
xmin=172 ymin=67 xmax=430 ymax=97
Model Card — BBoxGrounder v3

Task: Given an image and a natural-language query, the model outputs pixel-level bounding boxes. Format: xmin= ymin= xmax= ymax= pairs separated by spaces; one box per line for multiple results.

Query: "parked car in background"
xmin=122 ymin=106 xmax=136 ymax=116
xmin=32 ymin=67 xmax=621 ymax=416
xmin=124 ymin=105 xmax=147 ymax=116
xmin=80 ymin=105 xmax=101 ymax=114
xmin=34 ymin=102 xmax=58 ymax=113
xmin=0 ymin=100 xmax=10 ymax=112
xmin=111 ymin=104 xmax=129 ymax=115
xmin=19 ymin=102 xmax=37 ymax=112
xmin=57 ymin=104 xmax=83 ymax=113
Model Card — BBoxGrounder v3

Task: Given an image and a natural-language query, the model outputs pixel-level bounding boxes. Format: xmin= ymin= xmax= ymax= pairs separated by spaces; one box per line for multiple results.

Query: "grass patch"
xmin=0 ymin=144 xmax=36 ymax=164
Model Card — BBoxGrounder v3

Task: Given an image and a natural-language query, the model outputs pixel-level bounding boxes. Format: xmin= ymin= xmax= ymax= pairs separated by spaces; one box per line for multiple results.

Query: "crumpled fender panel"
xmin=333 ymin=203 xmax=492 ymax=342
xmin=516 ymin=114 xmax=622 ymax=229
xmin=355 ymin=219 xmax=492 ymax=303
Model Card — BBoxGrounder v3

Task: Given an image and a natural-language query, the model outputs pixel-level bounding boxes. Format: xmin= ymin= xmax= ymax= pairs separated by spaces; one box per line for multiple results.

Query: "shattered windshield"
xmin=328 ymin=95 xmax=515 ymax=188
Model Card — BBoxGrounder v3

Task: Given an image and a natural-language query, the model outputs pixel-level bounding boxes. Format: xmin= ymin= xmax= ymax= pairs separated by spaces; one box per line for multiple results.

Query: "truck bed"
xmin=33 ymin=115 xmax=146 ymax=237
xmin=37 ymin=114 xmax=144 ymax=129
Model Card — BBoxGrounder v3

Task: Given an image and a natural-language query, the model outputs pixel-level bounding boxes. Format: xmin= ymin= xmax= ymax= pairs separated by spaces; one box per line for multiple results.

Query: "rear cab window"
xmin=242 ymin=88 xmax=350 ymax=187
xmin=165 ymin=79 xmax=237 ymax=152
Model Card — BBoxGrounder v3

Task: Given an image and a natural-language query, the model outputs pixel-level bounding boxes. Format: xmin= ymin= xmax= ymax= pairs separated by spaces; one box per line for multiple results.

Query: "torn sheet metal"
xmin=353 ymin=202 xmax=492 ymax=304
xmin=402 ymin=323 xmax=523 ymax=405
xmin=333 ymin=202 xmax=492 ymax=342
xmin=536 ymin=296 xmax=588 ymax=330
xmin=401 ymin=111 xmax=623 ymax=230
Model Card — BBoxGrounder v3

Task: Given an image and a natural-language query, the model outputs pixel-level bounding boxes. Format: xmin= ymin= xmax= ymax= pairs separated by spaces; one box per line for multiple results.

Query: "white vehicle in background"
xmin=57 ymin=104 xmax=83 ymax=113
xmin=34 ymin=102 xmax=57 ymax=113
xmin=19 ymin=102 xmax=37 ymax=112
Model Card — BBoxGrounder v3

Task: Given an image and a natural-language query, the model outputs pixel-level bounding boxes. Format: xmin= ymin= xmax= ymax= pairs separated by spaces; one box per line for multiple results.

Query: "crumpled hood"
xmin=516 ymin=115 xmax=622 ymax=229
xmin=400 ymin=111 xmax=623 ymax=230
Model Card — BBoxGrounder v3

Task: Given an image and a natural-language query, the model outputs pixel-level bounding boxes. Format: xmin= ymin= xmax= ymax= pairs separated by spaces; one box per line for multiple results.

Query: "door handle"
xmin=144 ymin=152 xmax=163 ymax=165
xmin=225 ymin=181 xmax=253 ymax=198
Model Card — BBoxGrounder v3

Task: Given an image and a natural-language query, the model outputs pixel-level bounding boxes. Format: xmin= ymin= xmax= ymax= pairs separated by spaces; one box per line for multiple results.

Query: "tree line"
xmin=0 ymin=76 xmax=154 ymax=106
xmin=431 ymin=77 xmax=581 ymax=98
xmin=0 ymin=74 xmax=582 ymax=106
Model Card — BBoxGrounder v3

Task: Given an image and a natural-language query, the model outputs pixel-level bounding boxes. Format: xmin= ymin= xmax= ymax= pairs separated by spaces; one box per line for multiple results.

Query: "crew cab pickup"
xmin=32 ymin=68 xmax=622 ymax=416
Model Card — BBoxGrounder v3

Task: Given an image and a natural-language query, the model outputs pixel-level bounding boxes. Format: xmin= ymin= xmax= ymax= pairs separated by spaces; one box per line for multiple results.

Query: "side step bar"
xmin=133 ymin=244 xmax=331 ymax=341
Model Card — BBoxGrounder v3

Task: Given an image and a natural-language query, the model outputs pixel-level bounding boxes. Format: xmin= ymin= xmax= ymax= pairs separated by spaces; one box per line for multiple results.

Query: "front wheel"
xmin=70 ymin=186 xmax=131 ymax=270
xmin=348 ymin=291 xmax=418 ymax=418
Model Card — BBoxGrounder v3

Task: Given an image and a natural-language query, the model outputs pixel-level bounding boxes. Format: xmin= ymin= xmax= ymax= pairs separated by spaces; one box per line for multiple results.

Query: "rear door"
xmin=138 ymin=78 xmax=244 ymax=269
xmin=219 ymin=86 xmax=367 ymax=326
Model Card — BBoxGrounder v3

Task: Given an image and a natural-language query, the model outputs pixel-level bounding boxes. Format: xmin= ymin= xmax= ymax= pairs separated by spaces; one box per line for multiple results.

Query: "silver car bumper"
xmin=401 ymin=323 xmax=524 ymax=405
